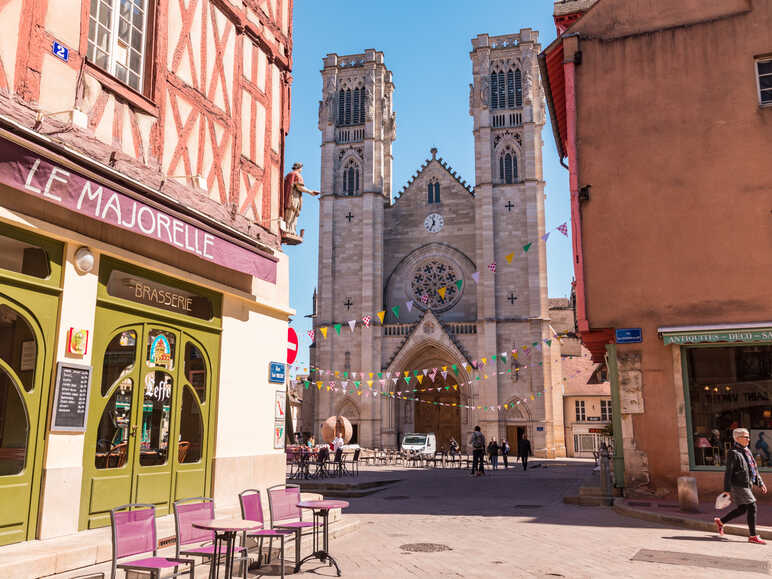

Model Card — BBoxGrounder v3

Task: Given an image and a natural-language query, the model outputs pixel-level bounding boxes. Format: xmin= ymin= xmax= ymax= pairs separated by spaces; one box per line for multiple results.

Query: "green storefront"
xmin=79 ymin=257 xmax=222 ymax=529
xmin=0 ymin=223 xmax=62 ymax=546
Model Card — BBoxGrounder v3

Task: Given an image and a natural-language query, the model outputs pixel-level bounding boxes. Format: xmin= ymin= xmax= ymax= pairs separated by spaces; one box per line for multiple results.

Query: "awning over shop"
xmin=659 ymin=322 xmax=772 ymax=345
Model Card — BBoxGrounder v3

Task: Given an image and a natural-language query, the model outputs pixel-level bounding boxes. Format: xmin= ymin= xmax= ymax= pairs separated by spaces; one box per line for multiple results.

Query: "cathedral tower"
xmin=469 ymin=30 xmax=564 ymax=456
xmin=312 ymin=50 xmax=395 ymax=444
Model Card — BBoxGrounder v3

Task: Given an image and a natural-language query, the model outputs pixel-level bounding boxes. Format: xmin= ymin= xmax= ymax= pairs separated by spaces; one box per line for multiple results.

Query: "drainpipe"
xmin=562 ymin=35 xmax=589 ymax=334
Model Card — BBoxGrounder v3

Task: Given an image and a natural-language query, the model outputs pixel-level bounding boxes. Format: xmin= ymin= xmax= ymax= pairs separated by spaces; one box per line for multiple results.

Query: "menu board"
xmin=52 ymin=363 xmax=92 ymax=432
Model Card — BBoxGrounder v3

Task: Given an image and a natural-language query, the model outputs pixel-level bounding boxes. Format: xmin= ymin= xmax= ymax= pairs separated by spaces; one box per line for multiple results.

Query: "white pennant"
xmin=406 ymin=300 xmax=413 ymax=312
xmin=441 ymin=371 xmax=448 ymax=380
xmin=422 ymin=369 xmax=428 ymax=376
xmin=348 ymin=320 xmax=356 ymax=332
xmin=462 ymin=362 xmax=468 ymax=369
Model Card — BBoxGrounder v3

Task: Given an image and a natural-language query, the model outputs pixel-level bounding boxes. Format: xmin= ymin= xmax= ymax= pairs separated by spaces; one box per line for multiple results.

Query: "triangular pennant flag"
xmin=462 ymin=362 xmax=468 ymax=369
xmin=413 ymin=370 xmax=419 ymax=377
xmin=343 ymin=371 xmax=348 ymax=378
xmin=491 ymin=355 xmax=497 ymax=361
xmin=379 ymin=379 xmax=385 ymax=387
xmin=451 ymin=364 xmax=458 ymax=374
xmin=505 ymin=252 xmax=514 ymax=264
xmin=348 ymin=320 xmax=356 ymax=332
xmin=557 ymin=222 xmax=569 ymax=236
xmin=471 ymin=271 xmax=480 ymax=284
xmin=317 ymin=382 xmax=323 ymax=390
xmin=367 ymin=380 xmax=373 ymax=388
xmin=546 ymin=339 xmax=552 ymax=346
xmin=455 ymin=279 xmax=463 ymax=291
xmin=334 ymin=323 xmax=342 ymax=335
xmin=523 ymin=242 xmax=532 ymax=252
xmin=441 ymin=370 xmax=448 ymax=380
xmin=429 ymin=371 xmax=436 ymax=383
xmin=437 ymin=287 xmax=447 ymax=299
xmin=354 ymin=381 xmax=361 ymax=389
xmin=377 ymin=311 xmax=386 ymax=324
xmin=542 ymin=232 xmax=551 ymax=242
xmin=500 ymin=352 xmax=507 ymax=359
xmin=453 ymin=384 xmax=458 ymax=390
xmin=422 ymin=369 xmax=428 ymax=376
xmin=391 ymin=305 xmax=400 ymax=319
xmin=362 ymin=314 xmax=371 ymax=327
xmin=481 ymin=357 xmax=487 ymax=365
xmin=406 ymin=300 xmax=414 ymax=312
xmin=304 ymin=381 xmax=310 ymax=389
xmin=307 ymin=329 xmax=315 ymax=342
xmin=320 ymin=327 xmax=328 ymax=339
xmin=404 ymin=371 xmax=409 ymax=377
xmin=417 ymin=375 xmax=423 ymax=384
xmin=405 ymin=377 xmax=411 ymax=385
xmin=357 ymin=390 xmax=362 ymax=396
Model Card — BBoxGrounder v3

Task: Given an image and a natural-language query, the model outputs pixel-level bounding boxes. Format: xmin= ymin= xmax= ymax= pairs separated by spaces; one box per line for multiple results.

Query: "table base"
xmin=294 ymin=510 xmax=342 ymax=577
xmin=295 ymin=550 xmax=342 ymax=576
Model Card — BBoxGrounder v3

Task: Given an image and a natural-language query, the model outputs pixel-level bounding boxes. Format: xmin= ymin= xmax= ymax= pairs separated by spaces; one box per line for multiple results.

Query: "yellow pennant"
xmin=505 ymin=252 xmax=514 ymax=264
xmin=484 ymin=374 xmax=488 ymax=379
xmin=404 ymin=371 xmax=409 ymax=377
xmin=316 ymin=382 xmax=323 ymax=390
xmin=513 ymin=352 xmax=519 ymax=359
xmin=326 ymin=386 xmax=331 ymax=391
xmin=453 ymin=385 xmax=458 ymax=390
xmin=442 ymin=366 xmax=447 ymax=371
xmin=335 ymin=371 xmax=340 ymax=377
xmin=482 ymin=357 xmax=487 ymax=365
xmin=320 ymin=327 xmax=328 ymax=339
xmin=369 ymin=372 xmax=374 ymax=379
xmin=530 ymin=394 xmax=535 ymax=400
xmin=417 ymin=375 xmax=423 ymax=384
xmin=437 ymin=287 xmax=447 ymax=299
xmin=357 ymin=390 xmax=362 ymax=396
xmin=367 ymin=380 xmax=373 ymax=388
xmin=377 ymin=311 xmax=386 ymax=324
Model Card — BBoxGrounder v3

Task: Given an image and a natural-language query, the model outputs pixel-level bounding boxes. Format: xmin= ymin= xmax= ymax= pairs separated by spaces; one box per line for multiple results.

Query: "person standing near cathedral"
xmin=501 ymin=439 xmax=511 ymax=469
xmin=488 ymin=438 xmax=500 ymax=470
xmin=470 ymin=426 xmax=486 ymax=477
xmin=518 ymin=434 xmax=532 ymax=471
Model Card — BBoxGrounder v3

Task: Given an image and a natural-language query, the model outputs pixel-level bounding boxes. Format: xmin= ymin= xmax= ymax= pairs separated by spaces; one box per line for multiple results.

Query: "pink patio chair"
xmin=239 ymin=489 xmax=293 ymax=579
xmin=267 ymin=484 xmax=319 ymax=572
xmin=110 ymin=503 xmax=194 ymax=579
xmin=173 ymin=497 xmax=247 ymax=579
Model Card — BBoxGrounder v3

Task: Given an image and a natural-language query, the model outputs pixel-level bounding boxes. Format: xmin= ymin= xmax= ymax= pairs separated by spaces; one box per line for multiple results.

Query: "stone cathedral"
xmin=308 ymin=29 xmax=566 ymax=457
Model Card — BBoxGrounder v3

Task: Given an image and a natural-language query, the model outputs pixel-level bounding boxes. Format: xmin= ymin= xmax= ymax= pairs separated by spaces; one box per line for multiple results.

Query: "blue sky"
xmin=284 ymin=1 xmax=572 ymax=370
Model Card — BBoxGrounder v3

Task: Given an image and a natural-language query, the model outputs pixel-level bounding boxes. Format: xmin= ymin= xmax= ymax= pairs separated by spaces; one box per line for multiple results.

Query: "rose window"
xmin=410 ymin=260 xmax=461 ymax=311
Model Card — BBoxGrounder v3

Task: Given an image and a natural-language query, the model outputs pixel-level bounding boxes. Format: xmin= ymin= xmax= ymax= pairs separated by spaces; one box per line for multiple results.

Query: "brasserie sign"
xmin=0 ymin=137 xmax=276 ymax=282
xmin=663 ymin=329 xmax=772 ymax=345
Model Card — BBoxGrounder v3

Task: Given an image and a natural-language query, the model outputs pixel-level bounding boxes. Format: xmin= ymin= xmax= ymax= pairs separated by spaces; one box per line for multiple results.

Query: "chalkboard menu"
xmin=52 ymin=362 xmax=92 ymax=432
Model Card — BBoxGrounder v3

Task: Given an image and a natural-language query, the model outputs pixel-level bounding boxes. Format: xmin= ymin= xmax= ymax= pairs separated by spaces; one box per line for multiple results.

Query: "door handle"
xmin=130 ymin=425 xmax=138 ymax=438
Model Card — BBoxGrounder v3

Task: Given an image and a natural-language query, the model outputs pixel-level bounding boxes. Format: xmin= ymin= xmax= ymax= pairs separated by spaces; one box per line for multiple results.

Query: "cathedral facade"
xmin=308 ymin=29 xmax=565 ymax=457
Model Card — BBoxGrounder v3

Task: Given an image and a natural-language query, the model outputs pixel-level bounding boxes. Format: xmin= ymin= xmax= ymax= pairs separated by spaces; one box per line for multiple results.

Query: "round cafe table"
xmin=192 ymin=518 xmax=260 ymax=579
xmin=295 ymin=500 xmax=349 ymax=576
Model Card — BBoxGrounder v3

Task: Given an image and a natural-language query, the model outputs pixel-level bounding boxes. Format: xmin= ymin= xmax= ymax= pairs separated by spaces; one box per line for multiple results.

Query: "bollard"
xmin=677 ymin=476 xmax=699 ymax=512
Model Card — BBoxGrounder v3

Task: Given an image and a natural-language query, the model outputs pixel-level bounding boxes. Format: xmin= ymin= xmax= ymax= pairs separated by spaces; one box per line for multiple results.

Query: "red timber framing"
xmin=1 ymin=0 xmax=293 ymax=249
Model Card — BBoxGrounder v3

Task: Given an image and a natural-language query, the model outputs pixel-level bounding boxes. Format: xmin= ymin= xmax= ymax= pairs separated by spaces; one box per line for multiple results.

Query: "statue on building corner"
xmin=283 ymin=163 xmax=319 ymax=236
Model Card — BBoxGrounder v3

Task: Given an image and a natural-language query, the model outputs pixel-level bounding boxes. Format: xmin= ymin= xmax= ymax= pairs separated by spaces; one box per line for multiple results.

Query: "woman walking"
xmin=714 ymin=428 xmax=767 ymax=544
xmin=501 ymin=439 xmax=510 ymax=469
xmin=488 ymin=438 xmax=500 ymax=470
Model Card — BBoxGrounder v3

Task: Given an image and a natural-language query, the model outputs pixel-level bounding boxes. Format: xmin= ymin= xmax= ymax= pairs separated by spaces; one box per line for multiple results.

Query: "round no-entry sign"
xmin=287 ymin=327 xmax=298 ymax=365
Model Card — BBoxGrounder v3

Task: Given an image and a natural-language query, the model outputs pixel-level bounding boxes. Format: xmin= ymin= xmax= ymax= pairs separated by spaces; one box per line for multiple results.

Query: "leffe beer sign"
xmin=0 ymin=137 xmax=276 ymax=282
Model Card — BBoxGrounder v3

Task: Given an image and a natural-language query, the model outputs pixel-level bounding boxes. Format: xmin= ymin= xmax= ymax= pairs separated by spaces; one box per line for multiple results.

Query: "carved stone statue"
xmin=283 ymin=163 xmax=319 ymax=235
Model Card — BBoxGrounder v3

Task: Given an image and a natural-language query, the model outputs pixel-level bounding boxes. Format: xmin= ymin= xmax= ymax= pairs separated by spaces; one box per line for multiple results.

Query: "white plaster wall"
xmin=44 ymin=0 xmax=81 ymax=49
xmin=271 ymin=64 xmax=281 ymax=152
xmin=0 ymin=0 xmax=22 ymax=92
xmin=38 ymin=55 xmax=78 ymax=117
xmin=38 ymin=245 xmax=100 ymax=539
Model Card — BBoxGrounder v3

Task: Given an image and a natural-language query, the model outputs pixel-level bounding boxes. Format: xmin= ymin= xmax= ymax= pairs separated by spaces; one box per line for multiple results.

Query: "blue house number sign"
xmin=269 ymin=362 xmax=285 ymax=384
xmin=53 ymin=41 xmax=69 ymax=62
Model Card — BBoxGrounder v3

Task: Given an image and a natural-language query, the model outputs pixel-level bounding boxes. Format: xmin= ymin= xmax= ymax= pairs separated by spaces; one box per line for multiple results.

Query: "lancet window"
xmin=498 ymin=146 xmax=518 ymax=184
xmin=337 ymin=87 xmax=366 ymax=126
xmin=490 ymin=67 xmax=522 ymax=110
xmin=342 ymin=158 xmax=361 ymax=195
xmin=427 ymin=180 xmax=440 ymax=204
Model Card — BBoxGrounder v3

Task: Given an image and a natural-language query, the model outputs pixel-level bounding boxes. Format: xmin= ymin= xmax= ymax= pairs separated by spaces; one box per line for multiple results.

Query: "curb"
xmin=612 ymin=499 xmax=772 ymax=540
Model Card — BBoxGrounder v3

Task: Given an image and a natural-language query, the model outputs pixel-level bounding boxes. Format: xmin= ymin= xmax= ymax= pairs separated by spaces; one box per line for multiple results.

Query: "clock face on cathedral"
xmin=424 ymin=213 xmax=444 ymax=233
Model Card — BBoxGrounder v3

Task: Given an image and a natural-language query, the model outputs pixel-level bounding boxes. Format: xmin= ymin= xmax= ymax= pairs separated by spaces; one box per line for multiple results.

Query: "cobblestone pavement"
xmin=270 ymin=460 xmax=772 ymax=579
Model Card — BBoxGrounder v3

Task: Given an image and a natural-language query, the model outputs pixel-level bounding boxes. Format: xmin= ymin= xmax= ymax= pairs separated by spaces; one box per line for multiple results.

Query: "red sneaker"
xmin=749 ymin=535 xmax=767 ymax=545
xmin=714 ymin=517 xmax=724 ymax=536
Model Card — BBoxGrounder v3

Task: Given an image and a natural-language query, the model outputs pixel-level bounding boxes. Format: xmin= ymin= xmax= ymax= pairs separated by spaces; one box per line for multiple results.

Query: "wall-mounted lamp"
xmin=73 ymin=246 xmax=95 ymax=274
xmin=579 ymin=185 xmax=591 ymax=202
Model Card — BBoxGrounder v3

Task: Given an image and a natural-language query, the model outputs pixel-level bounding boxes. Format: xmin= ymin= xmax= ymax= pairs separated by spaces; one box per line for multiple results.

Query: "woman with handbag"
xmin=714 ymin=428 xmax=768 ymax=544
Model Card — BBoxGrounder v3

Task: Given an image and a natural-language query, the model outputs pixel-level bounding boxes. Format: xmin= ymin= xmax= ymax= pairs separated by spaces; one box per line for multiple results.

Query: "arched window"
xmin=337 ymin=89 xmax=345 ymax=125
xmin=427 ymin=180 xmax=440 ymax=204
xmin=344 ymin=89 xmax=352 ymax=125
xmin=342 ymin=158 xmax=360 ymax=195
xmin=499 ymin=148 xmax=518 ymax=184
xmin=507 ymin=70 xmax=515 ymax=109
xmin=497 ymin=71 xmax=505 ymax=110
xmin=490 ymin=72 xmax=498 ymax=109
xmin=353 ymin=88 xmax=360 ymax=126
xmin=359 ymin=89 xmax=366 ymax=123
xmin=515 ymin=69 xmax=522 ymax=107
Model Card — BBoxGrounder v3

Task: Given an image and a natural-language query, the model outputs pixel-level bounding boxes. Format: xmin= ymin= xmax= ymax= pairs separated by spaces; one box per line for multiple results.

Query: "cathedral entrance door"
xmin=414 ymin=378 xmax=460 ymax=453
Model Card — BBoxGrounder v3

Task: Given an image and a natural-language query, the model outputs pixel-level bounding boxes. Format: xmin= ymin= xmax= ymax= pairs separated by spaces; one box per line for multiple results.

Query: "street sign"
xmin=536 ymin=426 xmax=544 ymax=432
xmin=615 ymin=328 xmax=642 ymax=344
xmin=287 ymin=327 xmax=298 ymax=365
xmin=52 ymin=41 xmax=69 ymax=62
xmin=269 ymin=362 xmax=285 ymax=384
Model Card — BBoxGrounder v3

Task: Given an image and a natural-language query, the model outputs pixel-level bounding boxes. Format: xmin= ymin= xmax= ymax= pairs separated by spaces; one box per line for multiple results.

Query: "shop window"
xmin=0 ymin=235 xmax=50 ymax=279
xmin=575 ymin=400 xmax=586 ymax=421
xmin=0 ymin=305 xmax=37 ymax=393
xmin=184 ymin=343 xmax=206 ymax=403
xmin=178 ymin=386 xmax=203 ymax=463
xmin=95 ymin=378 xmax=133 ymax=468
xmin=686 ymin=344 xmax=772 ymax=468
xmin=101 ymin=330 xmax=137 ymax=396
xmin=139 ymin=371 xmax=172 ymax=466
xmin=87 ymin=0 xmax=151 ymax=92
xmin=0 ymin=368 xmax=29 ymax=475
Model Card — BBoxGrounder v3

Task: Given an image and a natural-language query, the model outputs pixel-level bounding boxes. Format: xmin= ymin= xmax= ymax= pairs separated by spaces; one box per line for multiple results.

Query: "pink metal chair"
xmin=173 ymin=497 xmax=247 ymax=578
xmin=267 ymin=484 xmax=318 ymax=573
xmin=110 ymin=503 xmax=194 ymax=579
xmin=239 ymin=489 xmax=293 ymax=579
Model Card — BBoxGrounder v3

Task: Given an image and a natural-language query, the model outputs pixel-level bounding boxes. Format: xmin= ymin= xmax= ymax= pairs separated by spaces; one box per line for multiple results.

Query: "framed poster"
xmin=273 ymin=421 xmax=285 ymax=449
xmin=275 ymin=390 xmax=286 ymax=420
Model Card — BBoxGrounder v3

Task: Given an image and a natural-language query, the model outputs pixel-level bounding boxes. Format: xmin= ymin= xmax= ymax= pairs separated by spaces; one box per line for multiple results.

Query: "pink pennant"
xmin=362 ymin=314 xmax=372 ymax=327
xmin=557 ymin=222 xmax=568 ymax=236
xmin=307 ymin=329 xmax=315 ymax=342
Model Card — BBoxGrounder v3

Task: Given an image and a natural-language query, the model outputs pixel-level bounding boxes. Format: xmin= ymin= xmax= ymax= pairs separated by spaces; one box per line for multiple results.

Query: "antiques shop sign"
xmin=663 ymin=329 xmax=772 ymax=345
xmin=0 ymin=138 xmax=276 ymax=282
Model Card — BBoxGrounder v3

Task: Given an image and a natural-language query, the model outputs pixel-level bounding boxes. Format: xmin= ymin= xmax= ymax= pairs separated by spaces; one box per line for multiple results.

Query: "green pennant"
xmin=405 ymin=377 xmax=412 ymax=385
xmin=501 ymin=353 xmax=507 ymax=360
xmin=377 ymin=372 xmax=382 ymax=378
xmin=523 ymin=242 xmax=532 ymax=252
xmin=546 ymin=339 xmax=552 ymax=346
xmin=507 ymin=369 xmax=512 ymax=373
xmin=304 ymin=381 xmax=310 ymax=389
xmin=451 ymin=364 xmax=458 ymax=374
xmin=413 ymin=370 xmax=419 ymax=377
xmin=391 ymin=305 xmax=400 ymax=319
xmin=343 ymin=371 xmax=348 ymax=378
xmin=539 ymin=362 xmax=543 ymax=366
xmin=455 ymin=279 xmax=463 ymax=291
xmin=532 ymin=342 xmax=538 ymax=347
xmin=491 ymin=355 xmax=497 ymax=361
xmin=444 ymin=386 xmax=450 ymax=391
xmin=476 ymin=376 xmax=481 ymax=380
xmin=355 ymin=381 xmax=361 ymax=388
xmin=334 ymin=324 xmax=342 ymax=335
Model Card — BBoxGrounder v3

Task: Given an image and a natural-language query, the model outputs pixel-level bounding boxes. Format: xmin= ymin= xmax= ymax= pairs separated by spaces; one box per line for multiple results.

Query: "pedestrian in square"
xmin=501 ymin=439 xmax=511 ymax=469
xmin=488 ymin=438 xmax=499 ymax=470
xmin=470 ymin=426 xmax=486 ymax=477
xmin=518 ymin=433 xmax=532 ymax=471
xmin=714 ymin=428 xmax=767 ymax=544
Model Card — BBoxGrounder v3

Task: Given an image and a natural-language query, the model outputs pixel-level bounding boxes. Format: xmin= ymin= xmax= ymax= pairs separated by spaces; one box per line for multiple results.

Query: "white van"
xmin=401 ymin=433 xmax=437 ymax=456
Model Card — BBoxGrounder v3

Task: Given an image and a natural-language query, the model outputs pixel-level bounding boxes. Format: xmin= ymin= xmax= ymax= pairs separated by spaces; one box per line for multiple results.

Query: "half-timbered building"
xmin=0 ymin=0 xmax=296 ymax=554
